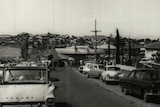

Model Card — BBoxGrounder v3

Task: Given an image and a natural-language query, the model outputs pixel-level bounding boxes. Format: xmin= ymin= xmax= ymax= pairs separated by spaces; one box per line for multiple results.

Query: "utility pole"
xmin=108 ymin=34 xmax=112 ymax=61
xmin=116 ymin=28 xmax=120 ymax=64
xmin=91 ymin=19 xmax=101 ymax=63
xmin=128 ymin=37 xmax=132 ymax=66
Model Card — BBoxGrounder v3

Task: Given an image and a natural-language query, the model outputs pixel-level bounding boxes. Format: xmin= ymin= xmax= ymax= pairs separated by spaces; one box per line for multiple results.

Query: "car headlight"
xmin=113 ymin=74 xmax=118 ymax=79
xmin=46 ymin=98 xmax=55 ymax=106
xmin=107 ymin=74 xmax=110 ymax=78
xmin=106 ymin=74 xmax=113 ymax=79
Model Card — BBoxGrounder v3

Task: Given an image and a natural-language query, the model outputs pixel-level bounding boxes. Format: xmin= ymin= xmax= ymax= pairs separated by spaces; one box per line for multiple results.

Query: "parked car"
xmin=0 ymin=66 xmax=56 ymax=107
xmin=100 ymin=65 xmax=122 ymax=83
xmin=116 ymin=64 xmax=136 ymax=77
xmin=139 ymin=58 xmax=154 ymax=64
xmin=86 ymin=64 xmax=105 ymax=78
xmin=78 ymin=62 xmax=92 ymax=73
xmin=119 ymin=68 xmax=160 ymax=102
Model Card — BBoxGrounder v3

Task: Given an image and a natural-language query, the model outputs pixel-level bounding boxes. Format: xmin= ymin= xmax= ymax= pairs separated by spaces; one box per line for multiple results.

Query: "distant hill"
xmin=83 ymin=35 xmax=108 ymax=40
xmin=0 ymin=34 xmax=12 ymax=37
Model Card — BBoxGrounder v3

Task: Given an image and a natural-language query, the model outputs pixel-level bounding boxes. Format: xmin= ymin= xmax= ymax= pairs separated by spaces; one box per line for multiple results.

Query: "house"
xmin=144 ymin=42 xmax=160 ymax=58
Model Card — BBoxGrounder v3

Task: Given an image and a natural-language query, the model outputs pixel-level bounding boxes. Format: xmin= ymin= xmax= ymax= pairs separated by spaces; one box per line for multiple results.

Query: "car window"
xmin=128 ymin=71 xmax=135 ymax=78
xmin=141 ymin=59 xmax=147 ymax=61
xmin=141 ymin=72 xmax=151 ymax=79
xmin=88 ymin=64 xmax=91 ymax=68
xmin=141 ymin=72 xmax=160 ymax=80
xmin=108 ymin=67 xmax=120 ymax=71
xmin=135 ymin=71 xmax=141 ymax=79
xmin=4 ymin=69 xmax=46 ymax=83
xmin=90 ymin=65 xmax=93 ymax=69
xmin=94 ymin=66 xmax=98 ymax=70
xmin=99 ymin=65 xmax=104 ymax=70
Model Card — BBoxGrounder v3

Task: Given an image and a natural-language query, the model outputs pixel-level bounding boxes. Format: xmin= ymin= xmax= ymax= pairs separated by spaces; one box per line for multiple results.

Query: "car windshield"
xmin=108 ymin=67 xmax=120 ymax=71
xmin=4 ymin=69 xmax=47 ymax=84
xmin=99 ymin=65 xmax=105 ymax=70
xmin=141 ymin=72 xmax=160 ymax=80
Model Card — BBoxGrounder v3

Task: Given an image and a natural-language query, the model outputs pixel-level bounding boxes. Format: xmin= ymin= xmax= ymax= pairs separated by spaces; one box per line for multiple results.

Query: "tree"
xmin=76 ymin=37 xmax=86 ymax=45
xmin=21 ymin=33 xmax=29 ymax=60
xmin=116 ymin=28 xmax=120 ymax=64
xmin=128 ymin=38 xmax=132 ymax=65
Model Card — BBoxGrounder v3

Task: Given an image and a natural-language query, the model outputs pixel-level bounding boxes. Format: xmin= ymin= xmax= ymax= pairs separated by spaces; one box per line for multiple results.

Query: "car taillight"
xmin=46 ymin=98 xmax=55 ymax=106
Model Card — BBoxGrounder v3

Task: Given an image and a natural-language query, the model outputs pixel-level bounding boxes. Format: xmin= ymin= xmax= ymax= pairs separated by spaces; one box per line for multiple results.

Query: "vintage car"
xmin=100 ymin=65 xmax=121 ymax=83
xmin=78 ymin=62 xmax=92 ymax=73
xmin=0 ymin=66 xmax=56 ymax=107
xmin=86 ymin=64 xmax=105 ymax=78
xmin=119 ymin=68 xmax=160 ymax=102
xmin=139 ymin=58 xmax=154 ymax=64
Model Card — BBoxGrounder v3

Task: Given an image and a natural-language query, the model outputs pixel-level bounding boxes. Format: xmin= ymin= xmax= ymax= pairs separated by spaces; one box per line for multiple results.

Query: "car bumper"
xmin=147 ymin=92 xmax=160 ymax=96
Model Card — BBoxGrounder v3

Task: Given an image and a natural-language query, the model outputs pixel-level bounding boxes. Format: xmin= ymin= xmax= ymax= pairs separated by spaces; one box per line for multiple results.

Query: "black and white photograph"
xmin=0 ymin=0 xmax=160 ymax=107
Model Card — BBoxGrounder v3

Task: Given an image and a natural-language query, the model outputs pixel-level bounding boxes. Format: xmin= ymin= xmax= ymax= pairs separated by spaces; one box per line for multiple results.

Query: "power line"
xmin=91 ymin=19 xmax=101 ymax=63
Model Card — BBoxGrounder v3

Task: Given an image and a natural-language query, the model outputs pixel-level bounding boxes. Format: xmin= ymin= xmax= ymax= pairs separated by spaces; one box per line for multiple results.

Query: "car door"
xmin=132 ymin=71 xmax=142 ymax=95
xmin=123 ymin=70 xmax=136 ymax=93
xmin=91 ymin=65 xmax=99 ymax=77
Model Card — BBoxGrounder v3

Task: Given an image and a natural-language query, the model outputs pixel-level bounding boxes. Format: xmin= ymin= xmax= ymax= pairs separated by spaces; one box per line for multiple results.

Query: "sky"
xmin=0 ymin=0 xmax=160 ymax=39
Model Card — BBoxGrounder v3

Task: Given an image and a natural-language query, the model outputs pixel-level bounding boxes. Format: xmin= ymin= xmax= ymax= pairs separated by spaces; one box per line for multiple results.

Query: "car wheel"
xmin=123 ymin=88 xmax=129 ymax=95
xmin=143 ymin=91 xmax=149 ymax=102
xmin=0 ymin=104 xmax=2 ymax=107
xmin=99 ymin=75 xmax=103 ymax=81
xmin=80 ymin=71 xmax=83 ymax=73
xmin=85 ymin=73 xmax=89 ymax=78
xmin=37 ymin=103 xmax=42 ymax=107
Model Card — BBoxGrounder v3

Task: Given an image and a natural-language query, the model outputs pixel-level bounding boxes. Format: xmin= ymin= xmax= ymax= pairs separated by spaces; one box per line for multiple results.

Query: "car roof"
xmin=106 ymin=65 xmax=119 ymax=68
xmin=85 ymin=62 xmax=92 ymax=64
xmin=92 ymin=63 xmax=104 ymax=66
xmin=133 ymin=68 xmax=158 ymax=73
xmin=7 ymin=66 xmax=47 ymax=70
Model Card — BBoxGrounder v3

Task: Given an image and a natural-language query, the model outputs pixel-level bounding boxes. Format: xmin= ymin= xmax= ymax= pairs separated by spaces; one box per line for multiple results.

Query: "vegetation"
xmin=116 ymin=28 xmax=120 ymax=64
xmin=21 ymin=33 xmax=29 ymax=60
xmin=0 ymin=31 xmax=160 ymax=65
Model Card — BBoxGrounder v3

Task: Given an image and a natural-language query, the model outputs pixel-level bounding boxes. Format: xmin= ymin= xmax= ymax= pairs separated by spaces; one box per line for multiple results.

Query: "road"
xmin=71 ymin=67 xmax=160 ymax=107
xmin=52 ymin=66 xmax=137 ymax=107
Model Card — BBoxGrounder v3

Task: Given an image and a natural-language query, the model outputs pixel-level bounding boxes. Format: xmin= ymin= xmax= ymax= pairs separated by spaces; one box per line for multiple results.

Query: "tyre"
xmin=123 ymin=88 xmax=129 ymax=95
xmin=143 ymin=91 xmax=149 ymax=102
xmin=85 ymin=73 xmax=89 ymax=78
xmin=99 ymin=75 xmax=104 ymax=82
xmin=37 ymin=103 xmax=42 ymax=107
xmin=0 ymin=104 xmax=2 ymax=107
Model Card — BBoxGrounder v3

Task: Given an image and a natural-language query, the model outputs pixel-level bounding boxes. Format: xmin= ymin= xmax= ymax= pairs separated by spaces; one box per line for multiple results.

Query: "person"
xmin=48 ymin=58 xmax=56 ymax=71
xmin=79 ymin=60 xmax=83 ymax=66
xmin=34 ymin=72 xmax=41 ymax=80
xmin=19 ymin=75 xmax=26 ymax=80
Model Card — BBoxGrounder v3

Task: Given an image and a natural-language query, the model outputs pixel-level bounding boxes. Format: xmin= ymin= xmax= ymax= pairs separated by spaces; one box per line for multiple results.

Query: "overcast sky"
xmin=0 ymin=0 xmax=160 ymax=39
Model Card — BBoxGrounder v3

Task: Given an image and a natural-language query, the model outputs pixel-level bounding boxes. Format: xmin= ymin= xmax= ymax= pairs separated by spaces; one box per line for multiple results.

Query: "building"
xmin=55 ymin=45 xmax=105 ymax=60
xmin=144 ymin=42 xmax=160 ymax=58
